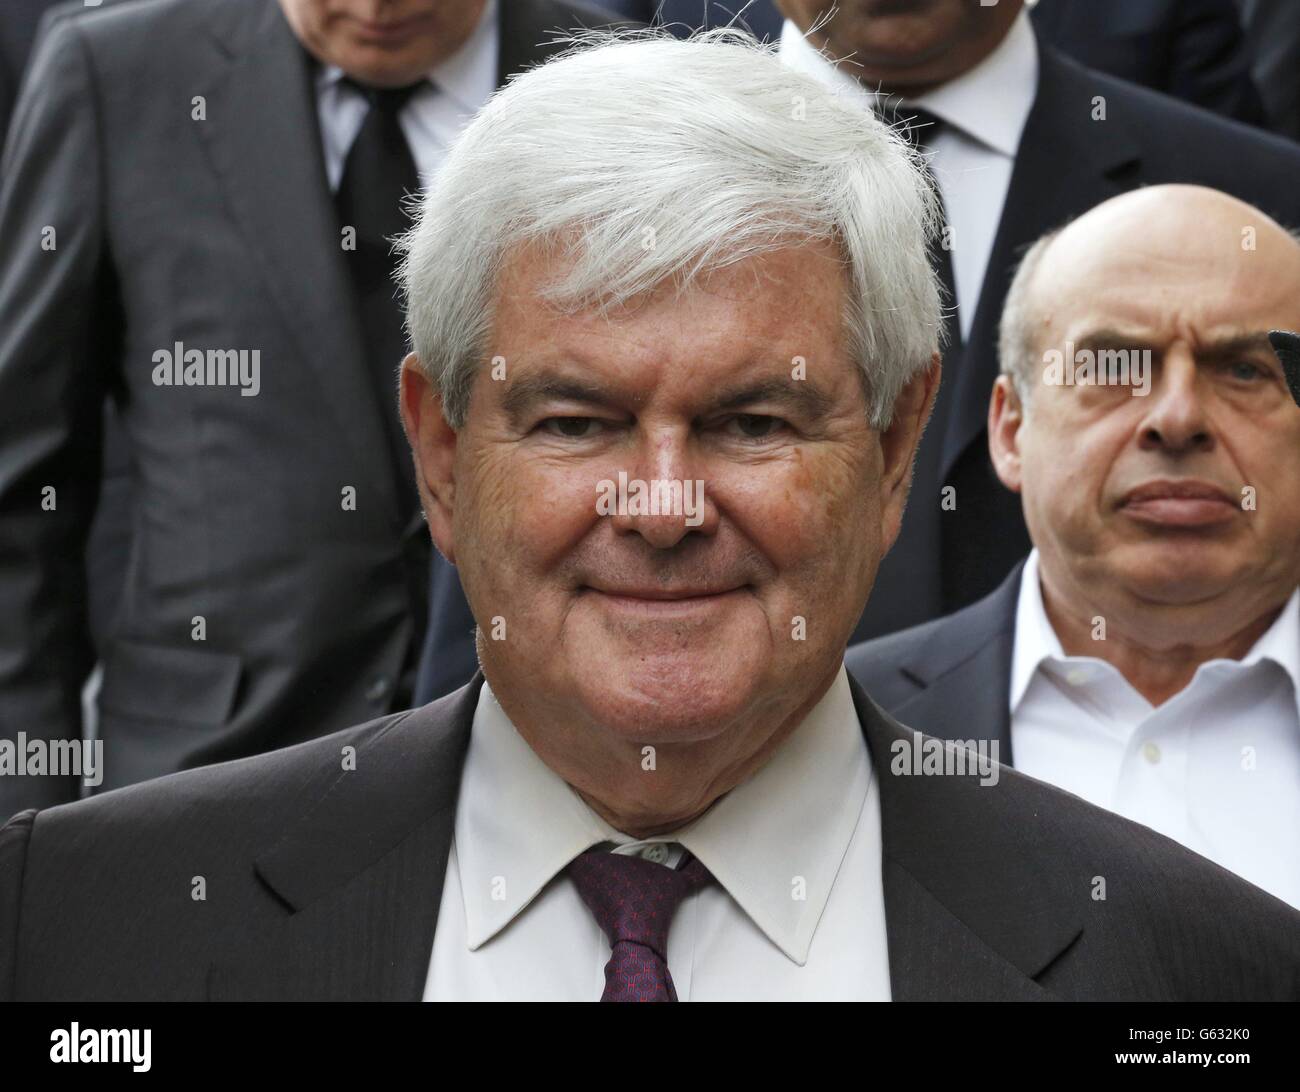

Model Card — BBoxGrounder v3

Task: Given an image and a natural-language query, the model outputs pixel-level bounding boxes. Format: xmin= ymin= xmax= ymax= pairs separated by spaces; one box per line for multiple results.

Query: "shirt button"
xmin=366 ymin=676 xmax=390 ymax=704
xmin=641 ymin=844 xmax=670 ymax=864
xmin=1142 ymin=742 xmax=1161 ymax=764
xmin=1066 ymin=668 xmax=1091 ymax=686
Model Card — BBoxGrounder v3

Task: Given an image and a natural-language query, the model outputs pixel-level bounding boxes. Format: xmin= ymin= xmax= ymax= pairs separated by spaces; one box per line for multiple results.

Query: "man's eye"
xmin=540 ymin=416 xmax=602 ymax=438
xmin=1225 ymin=361 xmax=1265 ymax=382
xmin=726 ymin=414 xmax=784 ymax=439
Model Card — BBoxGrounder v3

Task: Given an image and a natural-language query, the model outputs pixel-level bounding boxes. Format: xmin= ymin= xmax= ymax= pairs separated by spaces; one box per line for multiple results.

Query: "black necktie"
xmin=334 ymin=77 xmax=428 ymax=515
xmin=334 ymin=78 xmax=431 ymax=711
xmin=874 ymin=102 xmax=966 ymax=620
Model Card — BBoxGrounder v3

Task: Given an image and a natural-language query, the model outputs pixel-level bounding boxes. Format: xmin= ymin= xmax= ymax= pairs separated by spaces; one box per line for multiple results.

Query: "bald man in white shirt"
xmin=850 ymin=184 xmax=1300 ymax=909
xmin=776 ymin=0 xmax=1300 ymax=642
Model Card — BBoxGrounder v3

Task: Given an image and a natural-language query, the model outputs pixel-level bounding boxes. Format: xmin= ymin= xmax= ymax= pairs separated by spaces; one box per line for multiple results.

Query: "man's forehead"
xmin=1044 ymin=204 xmax=1300 ymax=301
xmin=1053 ymin=283 xmax=1300 ymax=346
xmin=489 ymin=236 xmax=849 ymax=332
xmin=485 ymin=242 xmax=854 ymax=397
xmin=1041 ymin=236 xmax=1300 ymax=341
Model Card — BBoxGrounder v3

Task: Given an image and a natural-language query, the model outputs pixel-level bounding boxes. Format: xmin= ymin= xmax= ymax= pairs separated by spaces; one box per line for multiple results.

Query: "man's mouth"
xmin=1118 ymin=479 xmax=1239 ymax=528
xmin=581 ymin=584 xmax=748 ymax=614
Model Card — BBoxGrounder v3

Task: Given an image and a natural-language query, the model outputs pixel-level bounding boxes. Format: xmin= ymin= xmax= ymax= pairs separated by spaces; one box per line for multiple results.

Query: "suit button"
xmin=366 ymin=676 xmax=390 ymax=704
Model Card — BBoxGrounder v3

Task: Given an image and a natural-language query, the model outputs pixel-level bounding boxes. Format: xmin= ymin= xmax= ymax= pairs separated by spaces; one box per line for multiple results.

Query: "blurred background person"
xmin=768 ymin=0 xmax=1300 ymax=645
xmin=0 ymin=0 xmax=631 ymax=819
xmin=610 ymin=1 xmax=1281 ymax=131
xmin=849 ymin=185 xmax=1300 ymax=908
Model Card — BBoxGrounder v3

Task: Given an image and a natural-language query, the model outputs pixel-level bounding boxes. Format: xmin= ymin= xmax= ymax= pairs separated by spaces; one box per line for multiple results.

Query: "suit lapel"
xmin=192 ymin=0 xmax=401 ymax=527
xmin=851 ymin=672 xmax=1082 ymax=999
xmin=213 ymin=650 xmax=1077 ymax=1000
xmin=891 ymin=562 xmax=1022 ymax=763
xmin=209 ymin=678 xmax=481 ymax=1000
xmin=941 ymin=43 xmax=1142 ymax=479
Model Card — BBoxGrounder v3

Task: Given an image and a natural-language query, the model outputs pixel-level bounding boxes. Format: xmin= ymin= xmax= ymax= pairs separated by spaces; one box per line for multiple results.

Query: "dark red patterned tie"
xmin=566 ymin=848 xmax=713 ymax=1002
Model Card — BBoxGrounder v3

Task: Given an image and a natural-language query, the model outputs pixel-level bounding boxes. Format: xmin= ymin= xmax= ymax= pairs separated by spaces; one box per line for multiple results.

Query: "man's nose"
xmin=606 ymin=429 xmax=719 ymax=548
xmin=1136 ymin=351 xmax=1214 ymax=455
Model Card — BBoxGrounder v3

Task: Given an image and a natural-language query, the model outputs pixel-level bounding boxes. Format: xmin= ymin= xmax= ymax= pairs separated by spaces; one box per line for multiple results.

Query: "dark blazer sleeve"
xmin=0 ymin=809 xmax=37 ymax=1001
xmin=0 ymin=15 xmax=119 ymax=815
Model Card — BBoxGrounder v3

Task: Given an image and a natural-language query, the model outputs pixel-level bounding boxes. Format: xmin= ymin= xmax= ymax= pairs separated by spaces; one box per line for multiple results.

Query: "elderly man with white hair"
xmin=2 ymin=31 xmax=1298 ymax=1003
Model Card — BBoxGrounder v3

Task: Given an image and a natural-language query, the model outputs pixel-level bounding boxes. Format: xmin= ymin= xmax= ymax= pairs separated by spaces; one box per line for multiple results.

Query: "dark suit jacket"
xmin=1237 ymin=0 xmax=1300 ymax=140
xmin=848 ymin=562 xmax=1023 ymax=763
xmin=2 ymin=670 xmax=1298 ymax=1000
xmin=0 ymin=0 xmax=629 ymax=816
xmin=857 ymin=40 xmax=1300 ymax=643
xmin=1031 ymin=0 xmax=1266 ymax=127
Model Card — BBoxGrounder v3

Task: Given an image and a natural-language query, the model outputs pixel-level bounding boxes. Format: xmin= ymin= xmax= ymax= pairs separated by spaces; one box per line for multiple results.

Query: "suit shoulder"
xmin=849 ymin=612 xmax=956 ymax=669
xmin=846 ymin=584 xmax=1011 ymax=691
xmin=995 ymin=763 xmax=1300 ymax=991
xmin=40 ymin=0 xmax=225 ymax=41
xmin=27 ymin=708 xmax=415 ymax=853
xmin=1047 ymin=45 xmax=1300 ymax=167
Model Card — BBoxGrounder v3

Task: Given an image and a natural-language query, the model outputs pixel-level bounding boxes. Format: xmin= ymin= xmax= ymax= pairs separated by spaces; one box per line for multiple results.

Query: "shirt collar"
xmin=1010 ymin=548 xmax=1067 ymax=713
xmin=454 ymin=666 xmax=872 ymax=965
xmin=314 ymin=0 xmax=498 ymax=116
xmin=1011 ymin=547 xmax=1300 ymax=718
xmin=777 ymin=9 xmax=1037 ymax=157
xmin=1234 ymin=587 xmax=1300 ymax=718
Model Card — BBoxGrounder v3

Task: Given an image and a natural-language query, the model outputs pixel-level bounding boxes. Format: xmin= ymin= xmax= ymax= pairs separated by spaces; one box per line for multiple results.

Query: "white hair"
xmin=398 ymin=26 xmax=944 ymax=431
xmin=998 ymin=229 xmax=1062 ymax=406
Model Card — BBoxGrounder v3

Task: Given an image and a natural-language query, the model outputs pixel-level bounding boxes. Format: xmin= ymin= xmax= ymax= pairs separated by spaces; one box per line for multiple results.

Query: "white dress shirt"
xmin=425 ymin=666 xmax=891 ymax=1000
xmin=313 ymin=0 xmax=499 ymax=192
xmin=778 ymin=12 xmax=1039 ymax=340
xmin=1011 ymin=549 xmax=1300 ymax=908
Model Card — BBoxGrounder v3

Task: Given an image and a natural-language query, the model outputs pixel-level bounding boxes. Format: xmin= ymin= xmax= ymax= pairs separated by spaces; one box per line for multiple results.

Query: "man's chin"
xmin=570 ymin=657 xmax=766 ymax=745
xmin=1106 ymin=540 xmax=1244 ymax=604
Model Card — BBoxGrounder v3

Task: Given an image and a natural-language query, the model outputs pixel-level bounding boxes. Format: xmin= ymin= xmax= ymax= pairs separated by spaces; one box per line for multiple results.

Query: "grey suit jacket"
xmin=1 ymin=670 xmax=1297 ymax=1000
xmin=0 ymin=0 xmax=628 ymax=815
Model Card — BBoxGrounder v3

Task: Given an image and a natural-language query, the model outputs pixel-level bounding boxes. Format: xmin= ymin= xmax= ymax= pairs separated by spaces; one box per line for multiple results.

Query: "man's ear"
xmin=878 ymin=352 xmax=941 ymax=553
xmin=399 ymin=353 xmax=458 ymax=564
xmin=988 ymin=375 xmax=1025 ymax=493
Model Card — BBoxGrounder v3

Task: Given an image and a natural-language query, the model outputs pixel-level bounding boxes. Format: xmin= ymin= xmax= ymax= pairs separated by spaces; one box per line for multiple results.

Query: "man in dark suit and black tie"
xmin=776 ymin=0 xmax=1300 ymax=642
xmin=0 ymin=0 xmax=631 ymax=818
xmin=848 ymin=185 xmax=1300 ymax=909
xmin=2 ymin=32 xmax=1297 ymax=1001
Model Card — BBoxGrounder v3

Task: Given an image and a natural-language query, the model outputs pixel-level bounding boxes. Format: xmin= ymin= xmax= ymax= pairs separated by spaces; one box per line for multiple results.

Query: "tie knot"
xmin=342 ymin=76 xmax=428 ymax=115
xmin=567 ymin=849 xmax=712 ymax=958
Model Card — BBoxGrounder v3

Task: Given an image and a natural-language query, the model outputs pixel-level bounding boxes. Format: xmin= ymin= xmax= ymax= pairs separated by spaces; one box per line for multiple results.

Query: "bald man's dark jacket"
xmin=859 ymin=39 xmax=1300 ymax=643
xmin=0 ymin=0 xmax=630 ymax=818
xmin=2 ymin=672 xmax=1298 ymax=1000
xmin=848 ymin=562 xmax=1024 ymax=762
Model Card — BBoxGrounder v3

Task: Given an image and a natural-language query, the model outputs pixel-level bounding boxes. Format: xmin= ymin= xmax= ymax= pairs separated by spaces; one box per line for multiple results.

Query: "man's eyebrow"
xmin=707 ymin=378 xmax=836 ymax=418
xmin=1070 ymin=329 xmax=1163 ymax=354
xmin=500 ymin=374 xmax=618 ymax=422
xmin=1069 ymin=329 xmax=1279 ymax=360
xmin=500 ymin=372 xmax=839 ymax=422
xmin=1194 ymin=332 xmax=1278 ymax=360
